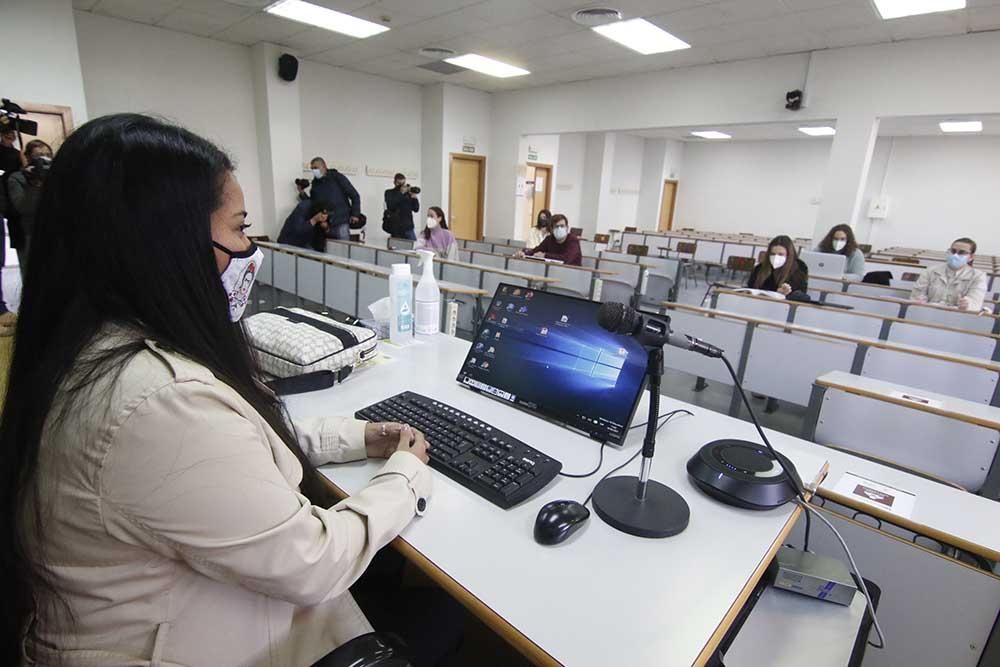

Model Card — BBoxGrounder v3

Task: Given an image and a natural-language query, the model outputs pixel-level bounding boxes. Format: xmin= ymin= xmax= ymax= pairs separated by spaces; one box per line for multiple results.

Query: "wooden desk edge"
xmin=693 ymin=461 xmax=829 ymax=666
xmin=817 ymin=487 xmax=1000 ymax=563
xmin=815 ymin=377 xmax=1000 ymax=430
xmin=318 ymin=474 xmax=563 ymax=667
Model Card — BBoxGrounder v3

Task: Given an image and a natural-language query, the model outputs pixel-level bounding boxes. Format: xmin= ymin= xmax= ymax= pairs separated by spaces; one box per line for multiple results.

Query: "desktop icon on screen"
xmin=481 ymin=361 xmax=490 ymax=369
xmin=475 ymin=343 xmax=484 ymax=351
xmin=487 ymin=313 xmax=497 ymax=322
xmin=518 ymin=305 xmax=528 ymax=314
xmin=495 ymin=332 xmax=501 ymax=340
xmin=501 ymin=317 xmax=508 ymax=325
xmin=469 ymin=357 xmax=477 ymax=365
xmin=525 ymin=291 xmax=534 ymax=300
xmin=500 ymin=286 xmax=508 ymax=294
xmin=540 ymin=327 xmax=549 ymax=336
xmin=560 ymin=315 xmax=569 ymax=323
xmin=494 ymin=301 xmax=503 ymax=310
xmin=506 ymin=303 xmax=515 ymax=311
xmin=618 ymin=347 xmax=628 ymax=357
xmin=487 ymin=346 xmax=495 ymax=355
xmin=513 ymin=289 xmax=522 ymax=296
xmin=481 ymin=329 xmax=491 ymax=339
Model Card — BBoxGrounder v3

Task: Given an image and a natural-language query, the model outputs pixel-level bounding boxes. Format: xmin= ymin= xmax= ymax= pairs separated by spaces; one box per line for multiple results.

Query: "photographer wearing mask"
xmin=0 ymin=126 xmax=23 ymax=326
xmin=383 ymin=173 xmax=420 ymax=240
xmin=277 ymin=198 xmax=332 ymax=252
xmin=7 ymin=139 xmax=52 ymax=277
xmin=516 ymin=214 xmax=582 ymax=266
xmin=308 ymin=157 xmax=361 ymax=241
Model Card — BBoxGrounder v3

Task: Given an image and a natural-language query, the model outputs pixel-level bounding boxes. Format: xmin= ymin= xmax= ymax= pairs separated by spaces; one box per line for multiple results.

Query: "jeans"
xmin=400 ymin=228 xmax=416 ymax=241
xmin=330 ymin=223 xmax=350 ymax=241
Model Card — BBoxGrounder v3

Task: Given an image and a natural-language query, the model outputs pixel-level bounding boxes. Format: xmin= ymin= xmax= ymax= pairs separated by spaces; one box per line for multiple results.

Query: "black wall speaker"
xmin=278 ymin=53 xmax=299 ymax=82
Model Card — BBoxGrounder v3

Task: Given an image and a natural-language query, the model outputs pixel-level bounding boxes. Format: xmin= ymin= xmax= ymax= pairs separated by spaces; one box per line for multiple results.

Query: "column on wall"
xmin=636 ymin=138 xmax=668 ymax=231
xmin=814 ymin=112 xmax=880 ymax=242
xmin=250 ymin=42 xmax=303 ymax=239
xmin=420 ymin=84 xmax=445 ymax=213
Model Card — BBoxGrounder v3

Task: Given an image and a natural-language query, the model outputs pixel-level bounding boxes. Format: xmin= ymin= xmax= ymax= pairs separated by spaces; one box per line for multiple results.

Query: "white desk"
xmin=283 ymin=335 xmax=829 ymax=667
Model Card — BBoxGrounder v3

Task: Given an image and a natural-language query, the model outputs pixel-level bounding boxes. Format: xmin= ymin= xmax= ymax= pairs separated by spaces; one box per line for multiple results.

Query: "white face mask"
xmin=769 ymin=253 xmax=787 ymax=269
xmin=426 ymin=216 xmax=439 ymax=229
xmin=553 ymin=226 xmax=568 ymax=241
xmin=215 ymin=241 xmax=263 ymax=322
xmin=832 ymin=239 xmax=847 ymax=251
xmin=311 ymin=168 xmax=323 ymax=179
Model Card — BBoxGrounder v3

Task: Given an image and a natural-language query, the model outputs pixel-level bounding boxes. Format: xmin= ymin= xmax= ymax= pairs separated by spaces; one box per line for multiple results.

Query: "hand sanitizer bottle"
xmin=414 ymin=250 xmax=441 ymax=335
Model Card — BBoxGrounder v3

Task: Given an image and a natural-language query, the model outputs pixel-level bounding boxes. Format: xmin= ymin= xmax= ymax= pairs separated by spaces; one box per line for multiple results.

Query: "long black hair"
xmin=423 ymin=205 xmax=448 ymax=240
xmin=0 ymin=114 xmax=336 ymax=659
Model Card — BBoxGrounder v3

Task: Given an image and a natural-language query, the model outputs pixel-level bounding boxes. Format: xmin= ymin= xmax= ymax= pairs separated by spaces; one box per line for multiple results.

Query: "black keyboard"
xmin=356 ymin=391 xmax=562 ymax=509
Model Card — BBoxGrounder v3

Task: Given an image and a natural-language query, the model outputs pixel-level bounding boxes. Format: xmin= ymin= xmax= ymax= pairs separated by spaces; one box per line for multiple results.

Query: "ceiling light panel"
xmin=939 ymin=121 xmax=982 ymax=133
xmin=872 ymin=0 xmax=966 ymax=20
xmin=445 ymin=54 xmax=530 ymax=78
xmin=265 ymin=0 xmax=389 ymax=38
xmin=798 ymin=126 xmax=837 ymax=136
xmin=592 ymin=18 xmax=691 ymax=55
xmin=690 ymin=131 xmax=731 ymax=139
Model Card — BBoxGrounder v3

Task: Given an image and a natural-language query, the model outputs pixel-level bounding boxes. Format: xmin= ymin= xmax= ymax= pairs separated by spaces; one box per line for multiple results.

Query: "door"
xmin=449 ymin=155 xmax=485 ymax=240
xmin=658 ymin=180 xmax=678 ymax=232
xmin=17 ymin=104 xmax=74 ymax=152
xmin=530 ymin=163 xmax=552 ymax=227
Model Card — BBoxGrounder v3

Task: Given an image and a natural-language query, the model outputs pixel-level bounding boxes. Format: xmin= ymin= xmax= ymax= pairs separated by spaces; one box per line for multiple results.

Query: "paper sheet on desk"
xmin=832 ymin=472 xmax=916 ymax=519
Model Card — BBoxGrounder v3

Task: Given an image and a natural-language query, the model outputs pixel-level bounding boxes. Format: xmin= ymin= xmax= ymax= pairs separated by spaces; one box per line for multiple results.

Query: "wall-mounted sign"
xmin=329 ymin=162 xmax=361 ymax=176
xmin=527 ymin=151 xmax=539 ymax=161
xmin=462 ymin=145 xmax=476 ymax=153
xmin=366 ymin=166 xmax=419 ymax=179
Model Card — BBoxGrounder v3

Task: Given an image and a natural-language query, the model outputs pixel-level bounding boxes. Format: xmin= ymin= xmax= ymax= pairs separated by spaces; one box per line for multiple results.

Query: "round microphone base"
xmin=592 ymin=476 xmax=690 ymax=538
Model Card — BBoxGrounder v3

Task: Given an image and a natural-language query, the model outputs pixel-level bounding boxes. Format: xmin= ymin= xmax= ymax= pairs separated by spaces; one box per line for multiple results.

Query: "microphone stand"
xmin=592 ymin=344 xmax=690 ymax=538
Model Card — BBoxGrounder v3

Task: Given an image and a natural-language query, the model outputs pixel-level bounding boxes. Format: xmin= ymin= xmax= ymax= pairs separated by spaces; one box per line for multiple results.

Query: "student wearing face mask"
xmin=414 ymin=206 xmax=457 ymax=260
xmin=0 ymin=115 xmax=449 ymax=666
xmin=527 ymin=209 xmax=552 ymax=249
xmin=911 ymin=237 xmax=988 ymax=311
xmin=517 ymin=213 xmax=582 ymax=266
xmin=815 ymin=224 xmax=865 ymax=279
xmin=747 ymin=235 xmax=809 ymax=296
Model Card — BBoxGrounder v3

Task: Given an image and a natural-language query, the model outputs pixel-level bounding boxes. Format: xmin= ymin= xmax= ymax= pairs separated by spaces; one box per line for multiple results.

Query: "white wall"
xmin=2 ymin=0 xmax=88 ymax=128
xmin=861 ymin=136 xmax=1000 ymax=256
xmin=552 ymin=133 xmax=585 ymax=227
xmin=673 ymin=139 xmax=832 ymax=239
xmin=299 ymin=60 xmax=421 ymax=246
xmin=420 ymin=85 xmax=444 ymax=225
xmin=602 ymin=132 xmax=644 ymax=233
xmin=577 ymin=133 xmax=610 ymax=237
xmin=514 ymin=133 xmax=559 ymax=238
xmin=441 ymin=84 xmax=491 ymax=226
xmin=636 ymin=138 xmax=667 ymax=232
xmin=75 ymin=11 xmax=263 ymax=227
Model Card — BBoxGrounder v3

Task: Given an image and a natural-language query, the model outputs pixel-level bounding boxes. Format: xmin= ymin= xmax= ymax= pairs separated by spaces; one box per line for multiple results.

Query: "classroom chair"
xmin=675 ymin=241 xmax=698 ymax=288
xmin=626 ymin=244 xmax=649 ymax=257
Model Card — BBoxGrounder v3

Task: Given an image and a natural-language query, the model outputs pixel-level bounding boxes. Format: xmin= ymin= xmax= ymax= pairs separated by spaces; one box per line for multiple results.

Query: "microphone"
xmin=597 ymin=302 xmax=723 ymax=357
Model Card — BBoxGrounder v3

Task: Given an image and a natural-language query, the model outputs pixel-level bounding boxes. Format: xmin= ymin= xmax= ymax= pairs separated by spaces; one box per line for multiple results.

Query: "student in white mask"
xmin=0 ymin=114 xmax=451 ymax=667
xmin=816 ymin=224 xmax=866 ymax=279
xmin=747 ymin=235 xmax=809 ymax=296
xmin=911 ymin=237 xmax=988 ymax=311
xmin=414 ymin=205 xmax=457 ymax=260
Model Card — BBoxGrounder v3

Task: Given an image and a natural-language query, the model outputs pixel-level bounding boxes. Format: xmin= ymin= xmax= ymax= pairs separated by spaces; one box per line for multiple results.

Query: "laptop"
xmin=799 ymin=250 xmax=847 ymax=278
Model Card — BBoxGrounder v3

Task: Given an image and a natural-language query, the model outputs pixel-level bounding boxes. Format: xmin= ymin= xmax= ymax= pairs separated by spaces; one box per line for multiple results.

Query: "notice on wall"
xmin=831 ymin=472 xmax=916 ymax=519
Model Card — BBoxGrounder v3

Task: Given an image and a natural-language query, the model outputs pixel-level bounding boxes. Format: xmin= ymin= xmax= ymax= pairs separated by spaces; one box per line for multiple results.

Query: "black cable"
xmin=582 ymin=409 xmax=693 ymax=506
xmin=719 ymin=353 xmax=811 ymax=550
xmin=558 ymin=442 xmax=608 ymax=478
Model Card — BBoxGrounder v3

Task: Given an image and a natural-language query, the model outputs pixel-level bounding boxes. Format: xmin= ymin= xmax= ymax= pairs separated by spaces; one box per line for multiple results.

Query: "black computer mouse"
xmin=533 ymin=500 xmax=590 ymax=545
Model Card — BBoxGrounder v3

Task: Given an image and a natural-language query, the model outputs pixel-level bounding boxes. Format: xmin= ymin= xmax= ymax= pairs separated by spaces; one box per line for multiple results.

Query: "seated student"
xmin=414 ymin=205 xmax=457 ymax=260
xmin=277 ymin=198 xmax=330 ymax=251
xmin=815 ymin=223 xmax=865 ymax=279
xmin=911 ymin=237 xmax=988 ymax=311
xmin=0 ymin=114 xmax=459 ymax=666
xmin=517 ymin=214 xmax=582 ymax=266
xmin=527 ymin=209 xmax=551 ymax=249
xmin=747 ymin=235 xmax=809 ymax=295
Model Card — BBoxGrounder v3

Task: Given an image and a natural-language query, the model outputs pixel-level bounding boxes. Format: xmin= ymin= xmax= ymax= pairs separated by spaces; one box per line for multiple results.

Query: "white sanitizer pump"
xmin=415 ymin=249 xmax=441 ymax=335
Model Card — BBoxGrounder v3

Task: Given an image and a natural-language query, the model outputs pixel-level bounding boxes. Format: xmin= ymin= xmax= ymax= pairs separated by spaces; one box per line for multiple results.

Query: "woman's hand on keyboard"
xmin=365 ymin=422 xmax=430 ymax=464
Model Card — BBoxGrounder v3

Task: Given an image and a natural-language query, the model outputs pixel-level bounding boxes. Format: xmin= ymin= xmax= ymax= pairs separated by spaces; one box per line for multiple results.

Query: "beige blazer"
xmin=911 ymin=263 xmax=989 ymax=311
xmin=27 ymin=336 xmax=432 ymax=667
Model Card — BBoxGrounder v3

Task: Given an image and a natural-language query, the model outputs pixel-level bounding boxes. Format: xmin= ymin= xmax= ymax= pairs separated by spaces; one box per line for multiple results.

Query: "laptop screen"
xmin=456 ymin=284 xmax=648 ymax=445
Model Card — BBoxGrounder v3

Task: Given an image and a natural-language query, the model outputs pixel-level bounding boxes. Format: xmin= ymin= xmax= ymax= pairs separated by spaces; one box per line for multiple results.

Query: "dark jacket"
xmin=383 ymin=187 xmax=419 ymax=237
xmin=747 ymin=258 xmax=809 ymax=293
xmin=0 ymin=144 xmax=22 ymax=231
xmin=277 ymin=200 xmax=325 ymax=251
xmin=310 ymin=170 xmax=360 ymax=229
xmin=528 ymin=233 xmax=582 ymax=266
xmin=7 ymin=170 xmax=43 ymax=239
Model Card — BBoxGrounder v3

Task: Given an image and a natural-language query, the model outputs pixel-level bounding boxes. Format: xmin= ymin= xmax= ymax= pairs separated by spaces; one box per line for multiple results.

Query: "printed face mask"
xmin=215 ymin=241 xmax=263 ymax=322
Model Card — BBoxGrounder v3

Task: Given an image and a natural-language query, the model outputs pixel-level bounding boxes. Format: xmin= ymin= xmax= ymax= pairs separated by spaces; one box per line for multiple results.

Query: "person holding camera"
xmin=307 ymin=157 xmax=361 ymax=241
xmin=278 ymin=198 xmax=332 ymax=252
xmin=0 ymin=126 xmax=24 ymax=326
xmin=7 ymin=139 xmax=52 ymax=278
xmin=383 ymin=173 xmax=420 ymax=241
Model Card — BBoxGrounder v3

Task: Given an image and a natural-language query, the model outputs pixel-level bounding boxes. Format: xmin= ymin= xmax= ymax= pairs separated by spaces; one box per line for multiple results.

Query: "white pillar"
xmin=420 ymin=84 xmax=444 ymax=214
xmin=251 ymin=43 xmax=303 ymax=239
xmin=814 ymin=112 xmax=880 ymax=241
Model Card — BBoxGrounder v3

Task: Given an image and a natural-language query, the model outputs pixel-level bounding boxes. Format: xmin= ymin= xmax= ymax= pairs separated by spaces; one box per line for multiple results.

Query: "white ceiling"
xmin=624 ymin=113 xmax=1000 ymax=142
xmin=72 ymin=0 xmax=1000 ymax=92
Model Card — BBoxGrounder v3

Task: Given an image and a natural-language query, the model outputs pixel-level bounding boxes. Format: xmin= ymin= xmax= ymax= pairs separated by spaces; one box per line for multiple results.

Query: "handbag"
xmin=244 ymin=307 xmax=378 ymax=380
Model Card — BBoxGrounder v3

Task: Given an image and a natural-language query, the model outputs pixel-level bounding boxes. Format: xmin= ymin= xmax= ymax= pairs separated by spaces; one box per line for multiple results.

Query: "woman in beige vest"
xmin=0 ymin=114 xmax=435 ymax=666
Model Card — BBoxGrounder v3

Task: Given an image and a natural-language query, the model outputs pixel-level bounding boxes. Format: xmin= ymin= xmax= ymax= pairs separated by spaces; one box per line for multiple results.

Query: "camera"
xmin=26 ymin=155 xmax=52 ymax=182
xmin=0 ymin=98 xmax=38 ymax=136
xmin=407 ymin=185 xmax=421 ymax=195
xmin=295 ymin=178 xmax=310 ymax=189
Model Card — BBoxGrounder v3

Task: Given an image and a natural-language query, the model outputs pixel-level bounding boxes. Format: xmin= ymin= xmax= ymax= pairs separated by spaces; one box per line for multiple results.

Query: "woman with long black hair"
xmin=0 ymin=114 xmax=436 ymax=666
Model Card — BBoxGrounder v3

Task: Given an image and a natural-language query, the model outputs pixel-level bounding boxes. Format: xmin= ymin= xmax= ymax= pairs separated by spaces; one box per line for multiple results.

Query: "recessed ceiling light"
xmin=592 ymin=18 xmax=691 ymax=55
xmin=265 ymin=0 xmax=389 ymax=38
xmin=872 ymin=0 xmax=965 ymax=20
xmin=444 ymin=54 xmax=530 ymax=78
xmin=939 ymin=120 xmax=982 ymax=133
xmin=798 ymin=126 xmax=837 ymax=136
xmin=690 ymin=131 xmax=731 ymax=140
